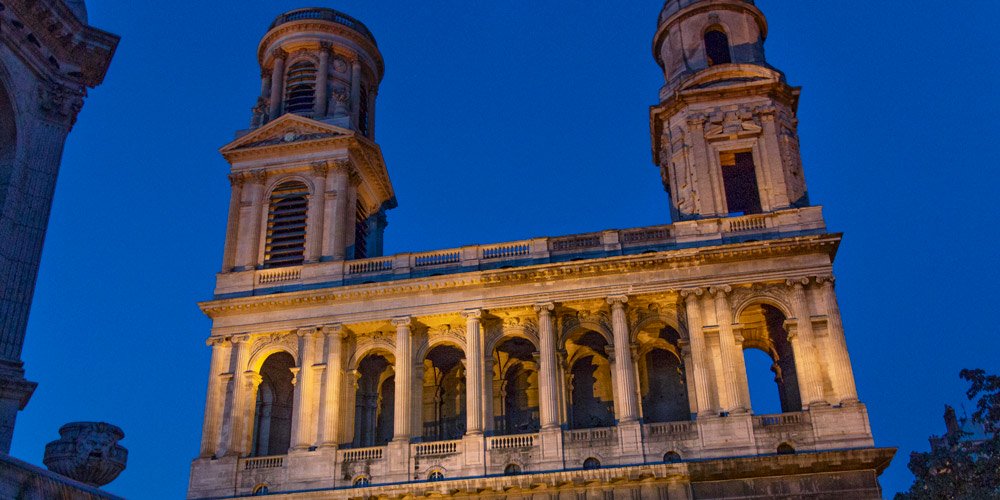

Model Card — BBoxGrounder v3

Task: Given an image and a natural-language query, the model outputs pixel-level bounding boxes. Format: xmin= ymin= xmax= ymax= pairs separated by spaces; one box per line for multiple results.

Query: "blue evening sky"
xmin=10 ymin=1 xmax=998 ymax=498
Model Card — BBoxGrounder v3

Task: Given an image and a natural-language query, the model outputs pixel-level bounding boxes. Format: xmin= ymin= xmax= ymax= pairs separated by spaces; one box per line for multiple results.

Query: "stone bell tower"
xmin=215 ymin=8 xmax=395 ymax=295
xmin=651 ymin=0 xmax=809 ymax=222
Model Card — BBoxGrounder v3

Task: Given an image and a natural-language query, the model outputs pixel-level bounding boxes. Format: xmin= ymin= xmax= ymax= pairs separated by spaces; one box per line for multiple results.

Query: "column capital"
xmin=709 ymin=285 xmax=732 ymax=297
xmin=296 ymin=327 xmax=319 ymax=338
xmin=228 ymin=172 xmax=246 ymax=187
xmin=391 ymin=316 xmax=412 ymax=328
xmin=311 ymin=160 xmax=330 ymax=177
xmin=231 ymin=334 xmax=251 ymax=344
xmin=680 ymin=288 xmax=705 ymax=301
xmin=245 ymin=371 xmax=263 ymax=389
xmin=249 ymin=169 xmax=267 ymax=185
xmin=462 ymin=309 xmax=483 ymax=320
xmin=321 ymin=324 xmax=347 ymax=339
xmin=206 ymin=337 xmax=228 ymax=348
xmin=786 ymin=277 xmax=810 ymax=289
xmin=534 ymin=302 xmax=555 ymax=314
xmin=814 ymin=275 xmax=836 ymax=287
xmin=603 ymin=345 xmax=616 ymax=363
xmin=318 ymin=41 xmax=333 ymax=52
xmin=606 ymin=295 xmax=629 ymax=308
xmin=270 ymin=48 xmax=287 ymax=61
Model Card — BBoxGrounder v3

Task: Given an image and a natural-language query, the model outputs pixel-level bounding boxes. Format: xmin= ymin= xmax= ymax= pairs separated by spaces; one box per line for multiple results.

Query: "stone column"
xmin=350 ymin=58 xmax=362 ymax=130
xmin=268 ymin=49 xmax=287 ymax=119
xmin=234 ymin=170 xmax=266 ymax=271
xmin=686 ymin=114 xmax=718 ymax=216
xmin=314 ymin=43 xmax=331 ymax=117
xmin=607 ymin=296 xmax=639 ymax=423
xmin=787 ymin=278 xmax=827 ymax=406
xmin=816 ymin=277 xmax=858 ymax=403
xmin=391 ymin=317 xmax=413 ymax=441
xmin=463 ymin=310 xmax=484 ymax=435
xmin=290 ymin=328 xmax=318 ymax=451
xmin=219 ymin=334 xmax=251 ymax=456
xmin=200 ymin=337 xmax=231 ymax=457
xmin=535 ymin=303 xmax=560 ymax=430
xmin=304 ymin=162 xmax=327 ymax=263
xmin=323 ymin=160 xmax=351 ymax=261
xmin=317 ymin=325 xmax=346 ymax=447
xmin=221 ymin=174 xmax=244 ymax=272
xmin=681 ymin=289 xmax=713 ymax=416
xmin=711 ymin=286 xmax=746 ymax=413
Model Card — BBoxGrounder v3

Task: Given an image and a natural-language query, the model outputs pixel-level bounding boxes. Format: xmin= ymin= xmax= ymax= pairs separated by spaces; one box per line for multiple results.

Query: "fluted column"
xmin=221 ymin=174 xmax=244 ymax=272
xmin=816 ymin=277 xmax=858 ymax=403
xmin=268 ymin=49 xmax=287 ymax=119
xmin=607 ymin=296 xmax=639 ymax=423
xmin=350 ymin=58 xmax=361 ymax=130
xmin=317 ymin=325 xmax=346 ymax=447
xmin=291 ymin=328 xmax=318 ymax=450
xmin=681 ymin=289 xmax=713 ymax=416
xmin=323 ymin=160 xmax=351 ymax=261
xmin=463 ymin=310 xmax=484 ymax=435
xmin=314 ymin=43 xmax=331 ymax=117
xmin=199 ymin=337 xmax=230 ymax=457
xmin=304 ymin=162 xmax=327 ymax=263
xmin=219 ymin=334 xmax=251 ymax=456
xmin=711 ymin=286 xmax=745 ymax=413
xmin=234 ymin=170 xmax=266 ymax=271
xmin=787 ymin=278 xmax=826 ymax=406
xmin=535 ymin=303 xmax=560 ymax=430
xmin=392 ymin=317 xmax=413 ymax=441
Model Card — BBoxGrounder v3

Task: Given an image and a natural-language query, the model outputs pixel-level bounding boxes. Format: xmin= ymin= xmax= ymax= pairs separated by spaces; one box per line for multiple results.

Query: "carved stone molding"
xmin=37 ymin=81 xmax=84 ymax=126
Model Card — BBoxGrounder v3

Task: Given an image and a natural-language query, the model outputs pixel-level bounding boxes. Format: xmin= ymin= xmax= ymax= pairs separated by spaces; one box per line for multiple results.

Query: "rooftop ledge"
xmin=213 ymin=207 xmax=827 ymax=300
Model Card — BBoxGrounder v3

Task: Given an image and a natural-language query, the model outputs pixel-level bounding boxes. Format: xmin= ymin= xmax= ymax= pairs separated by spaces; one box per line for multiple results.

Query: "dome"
xmin=659 ymin=0 xmax=755 ymax=25
xmin=63 ymin=0 xmax=88 ymax=23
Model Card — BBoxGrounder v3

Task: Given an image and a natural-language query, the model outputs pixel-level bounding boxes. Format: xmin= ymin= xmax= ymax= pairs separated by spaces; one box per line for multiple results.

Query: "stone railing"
xmin=268 ymin=8 xmax=377 ymax=44
xmin=646 ymin=421 xmax=698 ymax=440
xmin=223 ymin=207 xmax=825 ymax=296
xmin=753 ymin=412 xmax=811 ymax=429
xmin=339 ymin=446 xmax=384 ymax=462
xmin=487 ymin=433 xmax=537 ymax=450
xmin=241 ymin=455 xmax=284 ymax=470
xmin=414 ymin=440 xmax=461 ymax=457
xmin=564 ymin=427 xmax=617 ymax=445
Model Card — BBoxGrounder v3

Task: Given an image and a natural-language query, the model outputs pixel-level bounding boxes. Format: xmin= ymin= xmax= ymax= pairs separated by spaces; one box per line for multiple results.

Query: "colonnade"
xmin=198 ymin=277 xmax=858 ymax=458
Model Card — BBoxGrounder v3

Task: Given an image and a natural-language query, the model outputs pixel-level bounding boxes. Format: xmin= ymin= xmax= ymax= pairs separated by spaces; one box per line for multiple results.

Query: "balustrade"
xmin=414 ymin=440 xmax=460 ymax=457
xmin=257 ymin=267 xmax=301 ymax=284
xmin=487 ymin=433 xmax=536 ymax=450
xmin=242 ymin=456 xmax=284 ymax=470
xmin=339 ymin=446 xmax=384 ymax=462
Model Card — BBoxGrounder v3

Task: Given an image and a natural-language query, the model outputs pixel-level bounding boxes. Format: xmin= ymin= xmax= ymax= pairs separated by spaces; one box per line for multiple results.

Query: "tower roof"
xmin=268 ymin=7 xmax=377 ymax=46
xmin=659 ymin=0 xmax=755 ymax=25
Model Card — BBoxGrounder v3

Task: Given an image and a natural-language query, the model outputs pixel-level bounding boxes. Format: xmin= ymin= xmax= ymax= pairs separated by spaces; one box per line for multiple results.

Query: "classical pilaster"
xmin=711 ymin=285 xmax=746 ymax=413
xmin=686 ymin=114 xmax=718 ymax=216
xmin=268 ymin=49 xmax=287 ymax=119
xmin=221 ymin=174 xmax=244 ymax=272
xmin=317 ymin=325 xmax=346 ymax=447
xmin=816 ymin=276 xmax=858 ymax=403
xmin=463 ymin=310 xmax=485 ymax=435
xmin=391 ymin=317 xmax=413 ymax=441
xmin=787 ymin=278 xmax=827 ymax=406
xmin=535 ymin=303 xmax=560 ymax=430
xmin=681 ymin=289 xmax=713 ymax=416
xmin=234 ymin=170 xmax=266 ymax=271
xmin=219 ymin=334 xmax=251 ymax=456
xmin=200 ymin=337 xmax=231 ymax=457
xmin=350 ymin=58 xmax=362 ymax=130
xmin=305 ymin=162 xmax=328 ymax=263
xmin=314 ymin=43 xmax=331 ymax=117
xmin=323 ymin=159 xmax=351 ymax=261
xmin=607 ymin=296 xmax=639 ymax=423
xmin=290 ymin=328 xmax=318 ymax=450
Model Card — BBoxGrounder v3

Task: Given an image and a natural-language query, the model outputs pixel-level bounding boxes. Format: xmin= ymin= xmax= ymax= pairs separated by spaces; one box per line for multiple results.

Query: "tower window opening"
xmin=354 ymin=201 xmax=369 ymax=260
xmin=284 ymin=61 xmax=317 ymax=114
xmin=359 ymin=83 xmax=370 ymax=137
xmin=720 ymin=151 xmax=762 ymax=215
xmin=264 ymin=181 xmax=309 ymax=269
xmin=705 ymin=29 xmax=732 ymax=66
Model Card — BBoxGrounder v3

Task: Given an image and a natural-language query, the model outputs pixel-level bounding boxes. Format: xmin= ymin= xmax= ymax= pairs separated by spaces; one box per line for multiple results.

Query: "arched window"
xmin=251 ymin=352 xmax=295 ymax=456
xmin=353 ymin=354 xmax=394 ymax=448
xmin=264 ymin=181 xmax=309 ymax=269
xmin=504 ymin=463 xmax=522 ymax=476
xmin=739 ymin=304 xmax=802 ymax=414
xmin=283 ymin=60 xmax=317 ymax=114
xmin=777 ymin=443 xmax=796 ymax=455
xmin=428 ymin=470 xmax=445 ymax=481
xmin=352 ymin=475 xmax=370 ymax=487
xmin=664 ymin=451 xmax=682 ymax=463
xmin=422 ymin=345 xmax=467 ymax=441
xmin=252 ymin=484 xmax=269 ymax=496
xmin=492 ymin=338 xmax=540 ymax=436
xmin=639 ymin=325 xmax=690 ymax=423
xmin=583 ymin=457 xmax=601 ymax=470
xmin=566 ymin=331 xmax=615 ymax=430
xmin=358 ymin=83 xmax=370 ymax=137
xmin=705 ymin=29 xmax=732 ymax=66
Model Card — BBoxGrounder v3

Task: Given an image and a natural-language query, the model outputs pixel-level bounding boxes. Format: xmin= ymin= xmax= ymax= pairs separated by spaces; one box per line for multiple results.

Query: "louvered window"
xmin=283 ymin=61 xmax=317 ymax=114
xmin=354 ymin=201 xmax=369 ymax=260
xmin=264 ymin=181 xmax=309 ymax=268
xmin=358 ymin=84 xmax=370 ymax=137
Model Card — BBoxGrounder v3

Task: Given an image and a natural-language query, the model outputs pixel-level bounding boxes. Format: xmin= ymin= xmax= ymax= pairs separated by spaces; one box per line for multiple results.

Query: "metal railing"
xmin=269 ymin=8 xmax=377 ymax=45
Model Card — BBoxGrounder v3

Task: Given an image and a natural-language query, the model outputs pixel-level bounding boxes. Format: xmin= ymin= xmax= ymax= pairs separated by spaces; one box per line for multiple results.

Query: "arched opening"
xmin=777 ymin=443 xmax=796 ymax=455
xmin=352 ymin=353 xmax=394 ymax=448
xmin=0 ymin=81 xmax=16 ymax=210
xmin=491 ymin=337 xmax=539 ymax=435
xmin=739 ymin=304 xmax=801 ymax=414
xmin=252 ymin=484 xmax=269 ymax=496
xmin=422 ymin=345 xmax=466 ymax=441
xmin=283 ymin=60 xmax=317 ymax=114
xmin=352 ymin=475 xmax=370 ymax=487
xmin=583 ymin=457 xmax=601 ymax=470
xmin=428 ymin=470 xmax=444 ymax=481
xmin=638 ymin=325 xmax=690 ymax=423
xmin=566 ymin=331 xmax=615 ymax=430
xmin=504 ymin=463 xmax=522 ymax=476
xmin=263 ymin=181 xmax=309 ymax=269
xmin=251 ymin=352 xmax=295 ymax=457
xmin=664 ymin=451 xmax=682 ymax=463
xmin=720 ymin=150 xmax=762 ymax=215
xmin=705 ymin=29 xmax=732 ymax=66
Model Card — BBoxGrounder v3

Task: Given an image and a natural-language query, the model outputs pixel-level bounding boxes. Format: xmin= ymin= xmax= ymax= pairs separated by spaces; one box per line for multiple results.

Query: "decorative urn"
xmin=43 ymin=422 xmax=128 ymax=487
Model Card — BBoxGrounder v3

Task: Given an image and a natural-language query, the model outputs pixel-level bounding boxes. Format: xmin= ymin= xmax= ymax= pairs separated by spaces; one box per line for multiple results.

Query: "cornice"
xmin=199 ymin=233 xmax=842 ymax=318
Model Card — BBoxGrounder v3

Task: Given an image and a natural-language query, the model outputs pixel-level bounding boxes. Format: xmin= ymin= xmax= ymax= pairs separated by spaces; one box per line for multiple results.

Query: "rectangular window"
xmin=721 ymin=151 xmax=762 ymax=215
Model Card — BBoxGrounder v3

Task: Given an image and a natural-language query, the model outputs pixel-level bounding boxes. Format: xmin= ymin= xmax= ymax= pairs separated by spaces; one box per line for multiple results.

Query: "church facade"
xmin=188 ymin=2 xmax=894 ymax=498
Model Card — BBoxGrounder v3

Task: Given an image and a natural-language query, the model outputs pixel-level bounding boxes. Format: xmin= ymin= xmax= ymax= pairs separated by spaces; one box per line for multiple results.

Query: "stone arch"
xmin=264 ymin=173 xmax=318 ymax=198
xmin=247 ymin=337 xmax=298 ymax=374
xmin=732 ymin=294 xmax=793 ymax=322
xmin=250 ymin=351 xmax=296 ymax=456
xmin=635 ymin=323 xmax=690 ymax=424
xmin=348 ymin=341 xmax=396 ymax=372
xmin=630 ymin=311 xmax=682 ymax=344
xmin=351 ymin=351 xmax=395 ymax=448
xmin=560 ymin=321 xmax=612 ymax=351
xmin=703 ymin=24 xmax=733 ymax=66
xmin=491 ymin=336 xmax=540 ymax=435
xmin=0 ymin=77 xmax=17 ymax=211
xmin=414 ymin=329 xmax=466 ymax=362
xmin=420 ymin=342 xmax=467 ymax=441
xmin=737 ymin=303 xmax=801 ymax=414
xmin=485 ymin=322 xmax=538 ymax=355
xmin=564 ymin=330 xmax=615 ymax=430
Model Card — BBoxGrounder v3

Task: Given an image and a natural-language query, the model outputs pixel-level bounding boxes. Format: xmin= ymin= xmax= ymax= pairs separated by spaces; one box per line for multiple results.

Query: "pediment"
xmin=220 ymin=114 xmax=354 ymax=154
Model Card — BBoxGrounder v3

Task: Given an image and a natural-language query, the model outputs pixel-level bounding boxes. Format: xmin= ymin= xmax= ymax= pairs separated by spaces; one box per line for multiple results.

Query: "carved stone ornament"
xmin=38 ymin=81 xmax=85 ymax=125
xmin=705 ymin=106 xmax=763 ymax=141
xmin=44 ymin=422 xmax=128 ymax=487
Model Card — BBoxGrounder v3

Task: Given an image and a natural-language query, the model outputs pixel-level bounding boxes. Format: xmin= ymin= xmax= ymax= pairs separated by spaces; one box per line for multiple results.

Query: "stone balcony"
xmin=224 ymin=404 xmax=872 ymax=496
xmin=214 ymin=206 xmax=826 ymax=299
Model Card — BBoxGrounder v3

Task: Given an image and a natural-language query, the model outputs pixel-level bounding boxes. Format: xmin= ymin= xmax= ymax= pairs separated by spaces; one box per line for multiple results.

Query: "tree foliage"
xmin=896 ymin=370 xmax=1000 ymax=499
